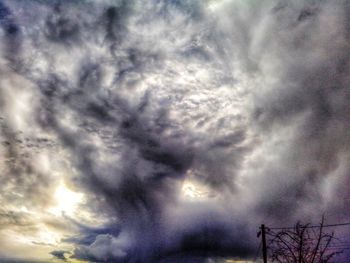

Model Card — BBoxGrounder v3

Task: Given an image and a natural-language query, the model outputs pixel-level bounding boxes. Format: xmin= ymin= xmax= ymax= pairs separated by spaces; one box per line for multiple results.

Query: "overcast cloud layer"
xmin=1 ymin=0 xmax=350 ymax=262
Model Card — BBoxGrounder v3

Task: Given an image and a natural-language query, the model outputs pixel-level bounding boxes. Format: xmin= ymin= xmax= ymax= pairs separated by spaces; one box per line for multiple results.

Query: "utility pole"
xmin=261 ymin=224 xmax=268 ymax=263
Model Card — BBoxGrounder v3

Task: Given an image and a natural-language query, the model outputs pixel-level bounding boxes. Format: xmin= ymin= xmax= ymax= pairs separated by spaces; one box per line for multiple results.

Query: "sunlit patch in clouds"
xmin=0 ymin=0 xmax=350 ymax=262
xmin=182 ymin=179 xmax=216 ymax=199
xmin=48 ymin=181 xmax=84 ymax=217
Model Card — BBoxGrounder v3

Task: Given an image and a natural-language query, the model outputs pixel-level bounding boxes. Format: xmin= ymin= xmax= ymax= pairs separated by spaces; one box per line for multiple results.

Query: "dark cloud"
xmin=50 ymin=250 xmax=70 ymax=261
xmin=0 ymin=0 xmax=21 ymax=61
xmin=45 ymin=14 xmax=80 ymax=44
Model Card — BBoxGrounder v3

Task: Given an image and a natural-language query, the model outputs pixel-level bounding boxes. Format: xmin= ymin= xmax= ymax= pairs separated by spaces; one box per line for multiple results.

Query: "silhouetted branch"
xmin=267 ymin=217 xmax=342 ymax=263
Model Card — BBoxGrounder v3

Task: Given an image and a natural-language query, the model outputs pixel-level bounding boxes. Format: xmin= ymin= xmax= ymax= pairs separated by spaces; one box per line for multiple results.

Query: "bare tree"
xmin=267 ymin=217 xmax=343 ymax=263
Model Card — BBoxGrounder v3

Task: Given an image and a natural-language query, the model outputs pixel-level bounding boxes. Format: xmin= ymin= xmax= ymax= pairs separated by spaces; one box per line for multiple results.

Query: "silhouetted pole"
xmin=261 ymin=224 xmax=268 ymax=263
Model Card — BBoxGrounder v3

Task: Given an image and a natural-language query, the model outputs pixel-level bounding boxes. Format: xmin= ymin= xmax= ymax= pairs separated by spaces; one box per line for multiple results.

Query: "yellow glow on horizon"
xmin=68 ymin=260 xmax=88 ymax=263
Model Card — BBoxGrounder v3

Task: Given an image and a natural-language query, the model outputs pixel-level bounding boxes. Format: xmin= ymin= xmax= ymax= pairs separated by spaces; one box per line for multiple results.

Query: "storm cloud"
xmin=0 ymin=0 xmax=350 ymax=262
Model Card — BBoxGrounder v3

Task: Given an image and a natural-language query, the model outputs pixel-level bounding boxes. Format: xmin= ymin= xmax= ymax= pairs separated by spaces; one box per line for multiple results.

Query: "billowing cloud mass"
xmin=0 ymin=0 xmax=350 ymax=262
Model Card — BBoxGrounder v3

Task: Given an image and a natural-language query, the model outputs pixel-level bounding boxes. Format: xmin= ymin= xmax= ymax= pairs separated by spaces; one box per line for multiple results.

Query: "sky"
xmin=0 ymin=0 xmax=350 ymax=262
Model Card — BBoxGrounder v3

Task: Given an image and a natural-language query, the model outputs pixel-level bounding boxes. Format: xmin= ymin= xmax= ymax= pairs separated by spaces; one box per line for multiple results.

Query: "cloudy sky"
xmin=1 ymin=0 xmax=350 ymax=262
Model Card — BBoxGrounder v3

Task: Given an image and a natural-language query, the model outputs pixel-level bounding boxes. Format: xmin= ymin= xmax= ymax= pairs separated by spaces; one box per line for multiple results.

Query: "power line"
xmin=328 ymin=248 xmax=350 ymax=250
xmin=269 ymin=222 xmax=350 ymax=230
xmin=328 ymin=248 xmax=350 ymax=251
xmin=327 ymin=244 xmax=350 ymax=248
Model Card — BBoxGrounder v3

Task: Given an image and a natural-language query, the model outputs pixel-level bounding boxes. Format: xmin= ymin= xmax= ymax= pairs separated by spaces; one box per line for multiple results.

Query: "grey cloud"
xmin=45 ymin=9 xmax=80 ymax=44
xmin=69 ymin=208 xmax=254 ymax=262
xmin=50 ymin=250 xmax=70 ymax=261
xmin=245 ymin=0 xmax=350 ymax=217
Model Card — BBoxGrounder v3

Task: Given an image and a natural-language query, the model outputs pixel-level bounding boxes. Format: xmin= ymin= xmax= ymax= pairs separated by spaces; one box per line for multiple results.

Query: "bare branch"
xmin=267 ymin=217 xmax=342 ymax=263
